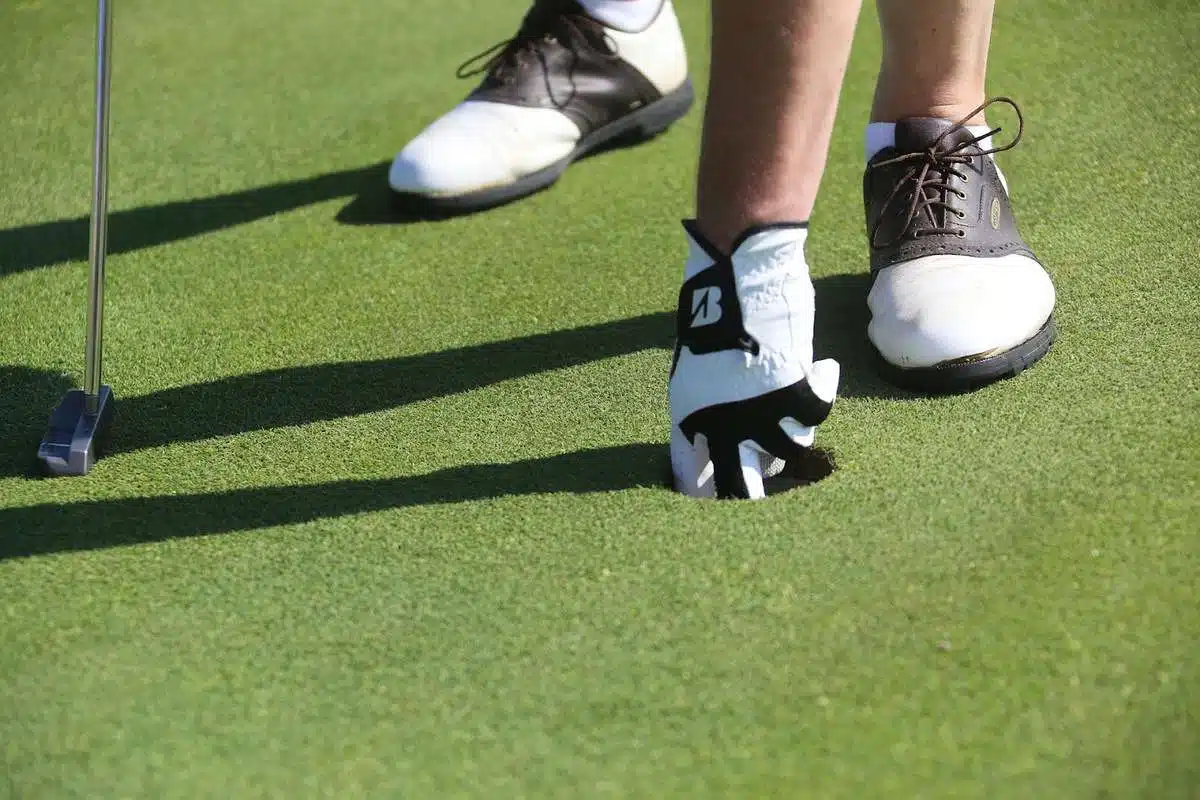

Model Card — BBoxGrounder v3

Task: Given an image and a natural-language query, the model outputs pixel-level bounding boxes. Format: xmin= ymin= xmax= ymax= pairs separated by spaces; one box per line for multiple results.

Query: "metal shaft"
xmin=84 ymin=0 xmax=113 ymax=414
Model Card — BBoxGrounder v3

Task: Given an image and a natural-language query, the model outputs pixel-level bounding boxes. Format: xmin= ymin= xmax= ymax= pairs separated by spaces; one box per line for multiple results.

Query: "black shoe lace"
xmin=455 ymin=0 xmax=617 ymax=84
xmin=867 ymin=97 xmax=1024 ymax=249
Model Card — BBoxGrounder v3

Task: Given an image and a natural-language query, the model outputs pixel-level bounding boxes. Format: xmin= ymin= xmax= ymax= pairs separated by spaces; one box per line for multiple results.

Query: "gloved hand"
xmin=669 ymin=220 xmax=839 ymax=499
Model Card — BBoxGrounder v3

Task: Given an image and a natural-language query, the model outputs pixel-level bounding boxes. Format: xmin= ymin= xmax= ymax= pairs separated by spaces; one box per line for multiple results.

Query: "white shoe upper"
xmin=390 ymin=104 xmax=581 ymax=198
xmin=868 ymin=252 xmax=1056 ymax=368
xmin=389 ymin=0 xmax=688 ymax=197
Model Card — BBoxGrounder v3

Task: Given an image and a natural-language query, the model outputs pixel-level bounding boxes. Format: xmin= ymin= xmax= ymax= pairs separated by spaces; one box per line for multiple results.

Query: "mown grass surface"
xmin=1 ymin=0 xmax=1197 ymax=795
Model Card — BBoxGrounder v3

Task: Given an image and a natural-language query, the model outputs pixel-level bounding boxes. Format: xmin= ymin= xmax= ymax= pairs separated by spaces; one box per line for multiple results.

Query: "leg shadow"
xmin=0 ymin=366 xmax=76 ymax=479
xmin=336 ymin=129 xmax=684 ymax=227
xmin=0 ymin=162 xmax=394 ymax=277
xmin=2 ymin=272 xmax=901 ymax=478
xmin=0 ymin=313 xmax=669 ymax=478
xmin=99 ymin=275 xmax=898 ymax=465
xmin=814 ymin=271 xmax=913 ymax=401
xmin=0 ymin=442 xmax=664 ymax=561
xmin=107 ymin=312 xmax=674 ymax=460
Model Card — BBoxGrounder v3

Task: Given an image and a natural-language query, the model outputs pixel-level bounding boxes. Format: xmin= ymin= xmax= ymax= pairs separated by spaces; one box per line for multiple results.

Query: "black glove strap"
xmin=679 ymin=378 xmax=836 ymax=499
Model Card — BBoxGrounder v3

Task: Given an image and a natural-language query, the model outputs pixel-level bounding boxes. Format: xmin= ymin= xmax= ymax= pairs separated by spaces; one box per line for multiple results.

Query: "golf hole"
xmin=660 ymin=447 xmax=838 ymax=497
xmin=763 ymin=447 xmax=837 ymax=495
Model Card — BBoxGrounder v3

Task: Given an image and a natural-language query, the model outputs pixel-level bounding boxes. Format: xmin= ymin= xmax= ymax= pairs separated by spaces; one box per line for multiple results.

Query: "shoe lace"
xmin=867 ymin=97 xmax=1024 ymax=249
xmin=455 ymin=0 xmax=617 ymax=85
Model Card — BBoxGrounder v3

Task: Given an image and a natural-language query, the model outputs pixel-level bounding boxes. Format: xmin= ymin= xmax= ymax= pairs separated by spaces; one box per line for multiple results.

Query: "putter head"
xmin=37 ymin=386 xmax=115 ymax=476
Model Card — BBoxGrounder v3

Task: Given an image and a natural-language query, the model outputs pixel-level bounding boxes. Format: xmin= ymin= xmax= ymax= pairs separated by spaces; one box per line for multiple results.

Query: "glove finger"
xmin=710 ymin=437 xmax=768 ymax=500
xmin=671 ymin=427 xmax=715 ymax=498
xmin=761 ymin=454 xmax=786 ymax=479
xmin=737 ymin=441 xmax=767 ymax=499
xmin=709 ymin=437 xmax=751 ymax=500
xmin=780 ymin=418 xmax=816 ymax=448
xmin=808 ymin=358 xmax=841 ymax=404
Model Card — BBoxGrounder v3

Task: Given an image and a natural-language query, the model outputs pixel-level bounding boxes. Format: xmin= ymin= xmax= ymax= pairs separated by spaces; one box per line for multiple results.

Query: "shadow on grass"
xmin=334 ymin=130 xmax=671 ymax=226
xmin=0 ymin=134 xmax=681 ymax=275
xmin=1 ymin=275 xmax=897 ymax=478
xmin=0 ymin=366 xmax=76 ymax=479
xmin=114 ymin=313 xmax=675 ymax=454
xmin=0 ymin=443 xmax=663 ymax=560
xmin=0 ymin=161 xmax=398 ymax=277
xmin=0 ymin=441 xmax=841 ymax=561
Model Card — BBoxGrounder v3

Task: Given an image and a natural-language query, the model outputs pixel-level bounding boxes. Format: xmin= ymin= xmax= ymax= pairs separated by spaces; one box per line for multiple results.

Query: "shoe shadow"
xmin=334 ymin=162 xmax=455 ymax=226
xmin=335 ymin=130 xmax=678 ymax=226
xmin=0 ymin=442 xmax=664 ymax=561
xmin=0 ymin=161 xmax=402 ymax=278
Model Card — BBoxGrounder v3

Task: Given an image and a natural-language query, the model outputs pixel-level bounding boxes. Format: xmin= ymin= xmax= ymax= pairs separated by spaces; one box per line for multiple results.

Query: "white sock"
xmin=864 ymin=122 xmax=994 ymax=162
xmin=578 ymin=0 xmax=664 ymax=32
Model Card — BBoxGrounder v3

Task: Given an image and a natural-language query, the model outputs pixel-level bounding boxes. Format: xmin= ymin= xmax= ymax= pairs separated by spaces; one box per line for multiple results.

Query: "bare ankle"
xmin=871 ymin=79 xmax=988 ymax=125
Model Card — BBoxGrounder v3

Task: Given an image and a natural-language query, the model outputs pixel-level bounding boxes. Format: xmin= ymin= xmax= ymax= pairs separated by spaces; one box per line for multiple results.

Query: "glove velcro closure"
xmin=674 ymin=261 xmax=759 ymax=358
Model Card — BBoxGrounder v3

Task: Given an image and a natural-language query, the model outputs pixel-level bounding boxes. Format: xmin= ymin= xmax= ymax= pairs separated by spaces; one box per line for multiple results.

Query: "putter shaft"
xmin=35 ymin=0 xmax=117 ymax=476
xmin=84 ymin=0 xmax=113 ymax=414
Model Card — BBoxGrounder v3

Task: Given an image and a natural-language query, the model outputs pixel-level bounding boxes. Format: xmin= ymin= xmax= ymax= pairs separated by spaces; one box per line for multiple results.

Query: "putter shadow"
xmin=0 ymin=443 xmax=663 ymax=560
xmin=0 ymin=366 xmax=76 ymax=479
xmin=0 ymin=161 xmax=393 ymax=278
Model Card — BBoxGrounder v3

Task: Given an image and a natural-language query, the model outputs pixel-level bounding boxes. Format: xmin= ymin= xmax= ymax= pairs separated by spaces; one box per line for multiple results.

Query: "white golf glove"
xmin=669 ymin=221 xmax=840 ymax=499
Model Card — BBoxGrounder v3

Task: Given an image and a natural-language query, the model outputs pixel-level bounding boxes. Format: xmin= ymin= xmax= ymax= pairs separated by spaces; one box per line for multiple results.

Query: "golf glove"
xmin=669 ymin=221 xmax=839 ymax=499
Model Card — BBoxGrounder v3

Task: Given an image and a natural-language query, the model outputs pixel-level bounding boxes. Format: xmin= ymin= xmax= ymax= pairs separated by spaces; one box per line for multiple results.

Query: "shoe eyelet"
xmin=955 ymin=210 xmax=966 ymax=218
xmin=957 ymin=230 xmax=967 ymax=237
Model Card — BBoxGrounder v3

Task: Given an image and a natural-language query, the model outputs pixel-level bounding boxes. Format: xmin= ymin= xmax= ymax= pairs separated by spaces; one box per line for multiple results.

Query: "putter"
xmin=37 ymin=0 xmax=116 ymax=476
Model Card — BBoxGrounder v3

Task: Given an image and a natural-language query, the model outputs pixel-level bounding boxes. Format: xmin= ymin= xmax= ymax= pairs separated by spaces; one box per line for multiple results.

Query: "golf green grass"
xmin=2 ymin=0 xmax=1198 ymax=795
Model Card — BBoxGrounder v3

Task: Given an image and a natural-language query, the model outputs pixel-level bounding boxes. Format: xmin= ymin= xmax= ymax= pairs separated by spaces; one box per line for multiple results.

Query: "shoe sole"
xmin=391 ymin=79 xmax=696 ymax=214
xmin=874 ymin=316 xmax=1056 ymax=395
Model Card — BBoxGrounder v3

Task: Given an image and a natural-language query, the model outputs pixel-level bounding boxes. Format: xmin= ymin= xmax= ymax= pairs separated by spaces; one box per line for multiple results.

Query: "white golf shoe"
xmin=863 ymin=100 xmax=1056 ymax=393
xmin=390 ymin=0 xmax=692 ymax=212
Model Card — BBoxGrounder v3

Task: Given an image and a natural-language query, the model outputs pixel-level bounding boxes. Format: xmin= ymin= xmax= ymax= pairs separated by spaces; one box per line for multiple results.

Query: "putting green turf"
xmin=2 ymin=0 xmax=1199 ymax=795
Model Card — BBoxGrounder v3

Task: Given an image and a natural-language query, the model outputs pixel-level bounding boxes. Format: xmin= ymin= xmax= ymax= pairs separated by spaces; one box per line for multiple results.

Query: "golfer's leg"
xmin=670 ymin=0 xmax=859 ymax=499
xmin=862 ymin=0 xmax=1056 ymax=393
xmin=872 ymin=0 xmax=992 ymax=123
xmin=696 ymin=0 xmax=862 ymax=252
